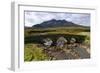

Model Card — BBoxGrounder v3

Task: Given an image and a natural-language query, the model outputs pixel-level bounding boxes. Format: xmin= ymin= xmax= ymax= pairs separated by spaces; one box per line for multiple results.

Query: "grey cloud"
xmin=25 ymin=11 xmax=90 ymax=27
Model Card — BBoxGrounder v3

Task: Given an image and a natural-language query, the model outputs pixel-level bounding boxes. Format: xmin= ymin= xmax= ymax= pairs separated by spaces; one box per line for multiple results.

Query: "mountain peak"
xmin=32 ymin=19 xmax=84 ymax=28
xmin=50 ymin=19 xmax=57 ymax=21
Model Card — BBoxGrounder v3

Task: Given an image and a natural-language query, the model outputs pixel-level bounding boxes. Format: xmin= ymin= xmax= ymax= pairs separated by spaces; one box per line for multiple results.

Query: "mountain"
xmin=32 ymin=19 xmax=88 ymax=28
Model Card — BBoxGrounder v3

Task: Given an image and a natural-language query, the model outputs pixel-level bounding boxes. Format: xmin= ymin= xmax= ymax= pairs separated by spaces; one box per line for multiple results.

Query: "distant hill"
xmin=32 ymin=19 xmax=88 ymax=28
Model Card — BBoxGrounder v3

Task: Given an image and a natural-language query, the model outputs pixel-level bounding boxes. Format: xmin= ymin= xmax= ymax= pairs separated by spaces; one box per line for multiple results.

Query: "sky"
xmin=25 ymin=11 xmax=90 ymax=27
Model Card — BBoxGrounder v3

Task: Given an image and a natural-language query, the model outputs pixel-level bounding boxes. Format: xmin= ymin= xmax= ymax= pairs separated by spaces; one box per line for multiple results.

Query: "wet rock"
xmin=70 ymin=38 xmax=76 ymax=44
xmin=43 ymin=38 xmax=53 ymax=48
xmin=56 ymin=37 xmax=67 ymax=49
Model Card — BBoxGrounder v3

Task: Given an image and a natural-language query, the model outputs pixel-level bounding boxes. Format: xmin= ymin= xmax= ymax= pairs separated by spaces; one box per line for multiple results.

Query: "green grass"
xmin=24 ymin=44 xmax=49 ymax=61
xmin=25 ymin=27 xmax=90 ymax=37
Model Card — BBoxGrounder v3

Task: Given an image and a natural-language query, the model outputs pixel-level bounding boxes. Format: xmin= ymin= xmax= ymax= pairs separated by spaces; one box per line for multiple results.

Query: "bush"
xmin=84 ymin=36 xmax=90 ymax=45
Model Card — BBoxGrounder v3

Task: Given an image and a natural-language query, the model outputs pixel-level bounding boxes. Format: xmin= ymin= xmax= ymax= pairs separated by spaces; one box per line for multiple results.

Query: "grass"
xmin=24 ymin=26 xmax=90 ymax=61
xmin=24 ymin=44 xmax=49 ymax=61
xmin=25 ymin=27 xmax=90 ymax=37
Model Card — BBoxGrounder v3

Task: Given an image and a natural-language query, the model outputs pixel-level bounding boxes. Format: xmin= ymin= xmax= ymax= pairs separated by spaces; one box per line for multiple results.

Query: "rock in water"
xmin=70 ymin=38 xmax=76 ymax=44
xmin=43 ymin=38 xmax=53 ymax=48
xmin=56 ymin=37 xmax=67 ymax=49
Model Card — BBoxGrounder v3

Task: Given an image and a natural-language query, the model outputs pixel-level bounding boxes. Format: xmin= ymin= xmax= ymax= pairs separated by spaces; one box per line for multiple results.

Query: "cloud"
xmin=25 ymin=11 xmax=90 ymax=27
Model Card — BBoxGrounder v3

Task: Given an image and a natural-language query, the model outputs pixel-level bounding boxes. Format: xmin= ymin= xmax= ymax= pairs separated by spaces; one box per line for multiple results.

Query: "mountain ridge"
xmin=29 ymin=19 xmax=89 ymax=28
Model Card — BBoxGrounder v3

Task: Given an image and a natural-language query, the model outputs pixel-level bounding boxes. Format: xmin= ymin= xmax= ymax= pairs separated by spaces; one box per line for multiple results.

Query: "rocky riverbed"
xmin=42 ymin=43 xmax=90 ymax=60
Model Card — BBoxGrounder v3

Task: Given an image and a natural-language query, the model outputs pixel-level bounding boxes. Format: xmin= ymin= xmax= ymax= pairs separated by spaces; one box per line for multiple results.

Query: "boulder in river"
xmin=70 ymin=38 xmax=76 ymax=44
xmin=56 ymin=37 xmax=67 ymax=49
xmin=43 ymin=38 xmax=53 ymax=48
